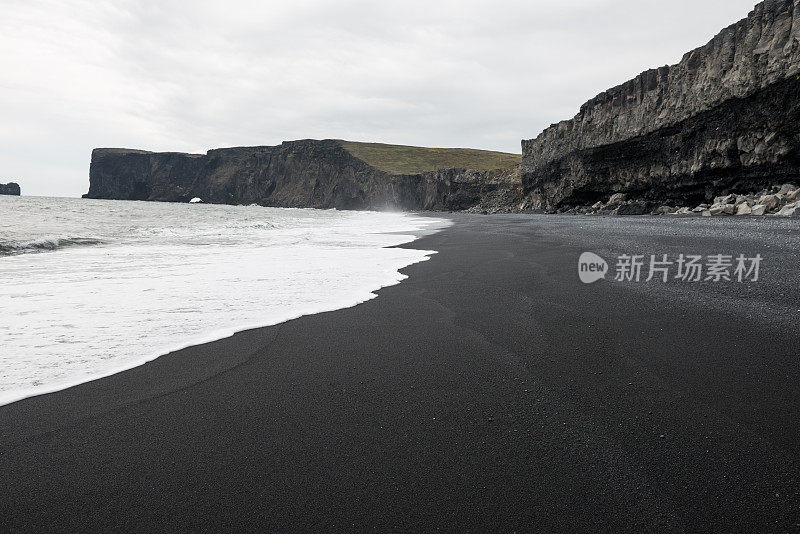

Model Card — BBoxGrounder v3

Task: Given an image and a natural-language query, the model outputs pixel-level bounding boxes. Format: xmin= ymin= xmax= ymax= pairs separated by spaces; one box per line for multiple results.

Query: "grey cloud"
xmin=0 ymin=0 xmax=758 ymax=196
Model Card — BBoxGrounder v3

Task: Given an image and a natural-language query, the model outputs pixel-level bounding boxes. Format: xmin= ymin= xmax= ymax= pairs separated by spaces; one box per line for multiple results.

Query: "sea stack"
xmin=0 ymin=182 xmax=21 ymax=196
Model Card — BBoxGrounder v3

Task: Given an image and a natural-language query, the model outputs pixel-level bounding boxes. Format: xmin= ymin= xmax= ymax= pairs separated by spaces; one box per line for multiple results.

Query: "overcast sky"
xmin=1 ymin=0 xmax=758 ymax=197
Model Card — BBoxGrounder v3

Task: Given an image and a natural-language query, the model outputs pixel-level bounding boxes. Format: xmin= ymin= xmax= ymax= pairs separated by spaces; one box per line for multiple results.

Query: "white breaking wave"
xmin=0 ymin=236 xmax=106 ymax=255
xmin=0 ymin=196 xmax=450 ymax=406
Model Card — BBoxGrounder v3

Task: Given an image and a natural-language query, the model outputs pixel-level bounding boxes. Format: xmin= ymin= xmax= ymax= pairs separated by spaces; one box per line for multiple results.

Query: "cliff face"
xmin=84 ymin=140 xmax=520 ymax=211
xmin=522 ymin=0 xmax=800 ymax=211
xmin=0 ymin=182 xmax=21 ymax=196
xmin=86 ymin=2 xmax=799 ymax=215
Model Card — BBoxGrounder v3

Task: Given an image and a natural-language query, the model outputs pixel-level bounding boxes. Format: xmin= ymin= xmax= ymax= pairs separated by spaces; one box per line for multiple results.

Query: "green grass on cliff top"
xmin=337 ymin=140 xmax=521 ymax=174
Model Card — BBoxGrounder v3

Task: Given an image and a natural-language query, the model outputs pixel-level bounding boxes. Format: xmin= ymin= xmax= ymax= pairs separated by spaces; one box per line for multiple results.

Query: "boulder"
xmin=775 ymin=202 xmax=799 ymax=217
xmin=736 ymin=204 xmax=752 ymax=215
xmin=674 ymin=207 xmax=693 ymax=214
xmin=591 ymin=201 xmax=604 ymax=210
xmin=651 ymin=205 xmax=673 ymax=215
xmin=778 ymin=184 xmax=797 ymax=195
xmin=714 ymin=194 xmax=737 ymax=205
xmin=614 ymin=201 xmax=650 ymax=215
xmin=692 ymin=204 xmax=709 ymax=213
xmin=758 ymin=194 xmax=781 ymax=211
xmin=787 ymin=189 xmax=800 ymax=203
xmin=608 ymin=193 xmax=627 ymax=205
xmin=701 ymin=210 xmax=712 ymax=217
xmin=709 ymin=204 xmax=735 ymax=216
xmin=751 ymin=204 xmax=767 ymax=216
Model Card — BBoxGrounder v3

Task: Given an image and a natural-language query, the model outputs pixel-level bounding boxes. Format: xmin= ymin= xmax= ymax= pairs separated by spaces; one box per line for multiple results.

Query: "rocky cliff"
xmin=521 ymin=0 xmax=800 ymax=212
xmin=0 ymin=182 xmax=21 ymax=196
xmin=86 ymin=1 xmax=799 ymax=215
xmin=84 ymin=140 xmax=520 ymax=212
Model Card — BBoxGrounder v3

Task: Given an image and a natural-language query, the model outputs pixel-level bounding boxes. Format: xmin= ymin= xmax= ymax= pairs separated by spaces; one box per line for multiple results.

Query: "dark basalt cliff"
xmin=0 ymin=182 xmax=21 ymax=196
xmin=86 ymin=1 xmax=799 ymax=215
xmin=84 ymin=140 xmax=520 ymax=212
xmin=521 ymin=0 xmax=800 ymax=211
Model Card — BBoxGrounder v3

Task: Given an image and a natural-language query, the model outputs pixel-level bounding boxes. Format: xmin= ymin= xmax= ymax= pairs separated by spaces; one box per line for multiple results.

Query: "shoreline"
xmin=2 ymin=213 xmax=800 ymax=532
xmin=0 ymin=207 xmax=449 ymax=408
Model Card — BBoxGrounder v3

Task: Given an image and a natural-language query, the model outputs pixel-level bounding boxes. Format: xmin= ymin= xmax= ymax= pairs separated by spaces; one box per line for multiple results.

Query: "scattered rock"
xmin=775 ymin=203 xmax=799 ymax=217
xmin=758 ymin=194 xmax=781 ymax=210
xmin=615 ymin=200 xmax=650 ymax=215
xmin=651 ymin=205 xmax=673 ymax=215
xmin=608 ymin=193 xmax=627 ymax=205
xmin=581 ymin=186 xmax=797 ymax=218
xmin=709 ymin=204 xmax=735 ymax=216
xmin=714 ymin=194 xmax=737 ymax=205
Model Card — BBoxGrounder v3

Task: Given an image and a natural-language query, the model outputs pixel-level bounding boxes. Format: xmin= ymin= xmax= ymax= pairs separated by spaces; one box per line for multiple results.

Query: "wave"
xmin=0 ymin=237 xmax=107 ymax=256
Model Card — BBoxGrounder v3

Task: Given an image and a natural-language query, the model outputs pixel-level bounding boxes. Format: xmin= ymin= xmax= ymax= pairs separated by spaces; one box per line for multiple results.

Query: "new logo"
xmin=578 ymin=252 xmax=608 ymax=284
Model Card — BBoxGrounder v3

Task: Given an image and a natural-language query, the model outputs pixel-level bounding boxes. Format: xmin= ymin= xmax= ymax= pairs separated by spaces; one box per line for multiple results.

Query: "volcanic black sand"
xmin=2 ymin=214 xmax=800 ymax=533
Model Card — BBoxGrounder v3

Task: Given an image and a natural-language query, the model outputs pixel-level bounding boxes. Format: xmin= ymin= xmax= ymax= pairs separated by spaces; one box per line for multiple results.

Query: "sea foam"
xmin=0 ymin=196 xmax=449 ymax=406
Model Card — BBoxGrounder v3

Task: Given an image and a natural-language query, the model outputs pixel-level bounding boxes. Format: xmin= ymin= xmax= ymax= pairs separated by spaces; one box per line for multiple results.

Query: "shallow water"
xmin=0 ymin=196 xmax=449 ymax=405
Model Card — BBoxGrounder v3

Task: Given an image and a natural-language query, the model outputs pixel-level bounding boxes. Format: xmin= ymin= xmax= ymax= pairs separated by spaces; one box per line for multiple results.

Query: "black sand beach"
xmin=2 ymin=214 xmax=800 ymax=533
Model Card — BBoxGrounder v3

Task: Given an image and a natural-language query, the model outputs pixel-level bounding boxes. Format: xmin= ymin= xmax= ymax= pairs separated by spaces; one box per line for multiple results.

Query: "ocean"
xmin=0 ymin=196 xmax=448 ymax=406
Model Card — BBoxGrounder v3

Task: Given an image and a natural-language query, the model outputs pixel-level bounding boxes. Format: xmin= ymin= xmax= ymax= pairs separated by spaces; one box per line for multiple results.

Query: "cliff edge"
xmin=83 ymin=140 xmax=521 ymax=212
xmin=521 ymin=0 xmax=800 ymax=212
xmin=84 ymin=1 xmax=800 ymax=216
